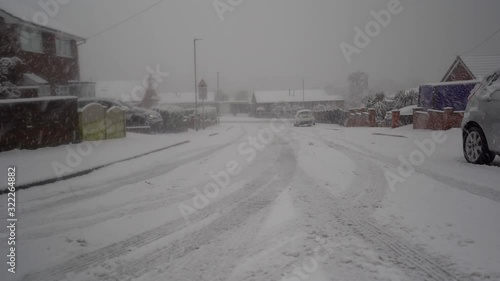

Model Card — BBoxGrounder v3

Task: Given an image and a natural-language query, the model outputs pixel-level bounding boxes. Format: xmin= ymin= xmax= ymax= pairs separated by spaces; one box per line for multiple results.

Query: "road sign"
xmin=198 ymin=79 xmax=207 ymax=100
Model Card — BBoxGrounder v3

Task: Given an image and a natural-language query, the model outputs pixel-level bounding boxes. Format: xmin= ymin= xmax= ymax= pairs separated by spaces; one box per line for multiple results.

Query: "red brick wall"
xmin=413 ymin=108 xmax=464 ymax=130
xmin=445 ymin=61 xmax=474 ymax=82
xmin=345 ymin=110 xmax=373 ymax=127
xmin=0 ymin=17 xmax=80 ymax=88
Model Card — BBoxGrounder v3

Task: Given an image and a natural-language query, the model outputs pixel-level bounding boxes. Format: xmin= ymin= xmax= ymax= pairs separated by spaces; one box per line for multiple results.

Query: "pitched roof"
xmin=442 ymin=55 xmax=500 ymax=81
xmin=253 ymin=89 xmax=344 ymax=104
xmin=0 ymin=6 xmax=84 ymax=41
xmin=158 ymin=92 xmax=216 ymax=104
xmin=461 ymin=55 xmax=500 ymax=79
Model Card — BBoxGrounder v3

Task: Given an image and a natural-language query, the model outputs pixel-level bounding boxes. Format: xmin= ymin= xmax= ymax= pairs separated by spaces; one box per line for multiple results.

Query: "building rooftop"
xmin=253 ymin=89 xmax=344 ymax=104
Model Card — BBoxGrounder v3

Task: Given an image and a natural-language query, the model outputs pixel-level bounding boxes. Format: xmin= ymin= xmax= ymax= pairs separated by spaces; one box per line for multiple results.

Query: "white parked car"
xmin=294 ymin=110 xmax=315 ymax=127
xmin=462 ymin=69 xmax=500 ymax=165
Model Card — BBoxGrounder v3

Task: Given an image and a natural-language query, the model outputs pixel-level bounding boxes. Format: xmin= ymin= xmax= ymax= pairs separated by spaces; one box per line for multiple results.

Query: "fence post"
xmin=368 ymin=108 xmax=377 ymax=127
xmin=392 ymin=110 xmax=400 ymax=129
xmin=443 ymin=107 xmax=454 ymax=130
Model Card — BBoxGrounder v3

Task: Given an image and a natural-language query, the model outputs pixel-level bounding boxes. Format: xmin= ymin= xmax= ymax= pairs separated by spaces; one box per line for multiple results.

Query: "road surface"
xmin=2 ymin=118 xmax=500 ymax=281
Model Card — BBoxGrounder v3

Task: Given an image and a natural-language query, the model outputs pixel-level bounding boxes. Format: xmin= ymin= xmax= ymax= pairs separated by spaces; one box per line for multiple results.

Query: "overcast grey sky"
xmin=2 ymin=0 xmax=500 ymax=93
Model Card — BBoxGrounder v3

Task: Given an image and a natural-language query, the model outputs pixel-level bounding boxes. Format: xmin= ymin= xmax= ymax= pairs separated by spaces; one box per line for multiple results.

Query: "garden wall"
xmin=412 ymin=107 xmax=464 ymax=130
xmin=0 ymin=97 xmax=80 ymax=152
xmin=314 ymin=108 xmax=377 ymax=127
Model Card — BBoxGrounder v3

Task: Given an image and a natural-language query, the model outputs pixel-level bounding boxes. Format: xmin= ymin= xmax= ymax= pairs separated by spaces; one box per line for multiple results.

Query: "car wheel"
xmin=463 ymin=127 xmax=494 ymax=165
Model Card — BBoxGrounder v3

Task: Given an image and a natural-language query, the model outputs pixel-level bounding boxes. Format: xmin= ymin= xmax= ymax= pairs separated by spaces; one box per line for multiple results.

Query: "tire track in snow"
xmin=17 ymin=131 xmax=247 ymax=216
xmin=291 ymin=129 xmax=388 ymax=215
xmin=21 ymin=135 xmax=297 ymax=281
xmin=315 ymin=127 xmax=500 ymax=204
xmin=290 ymin=129 xmax=466 ymax=281
xmin=103 ymin=139 xmax=298 ymax=281
xmin=289 ymin=165 xmax=465 ymax=281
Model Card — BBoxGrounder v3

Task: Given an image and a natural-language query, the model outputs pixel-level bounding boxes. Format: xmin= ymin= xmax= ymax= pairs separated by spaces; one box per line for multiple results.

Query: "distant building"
xmin=442 ymin=55 xmax=500 ymax=82
xmin=251 ymin=89 xmax=345 ymax=114
xmin=96 ymin=80 xmax=143 ymax=102
xmin=0 ymin=8 xmax=94 ymax=98
xmin=158 ymin=92 xmax=216 ymax=109
xmin=218 ymin=100 xmax=251 ymax=115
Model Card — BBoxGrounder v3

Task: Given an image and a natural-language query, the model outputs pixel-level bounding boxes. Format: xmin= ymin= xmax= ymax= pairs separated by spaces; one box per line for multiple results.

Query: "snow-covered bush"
xmin=0 ymin=57 xmax=22 ymax=99
xmin=312 ymin=104 xmax=338 ymax=112
xmin=153 ymin=105 xmax=187 ymax=132
xmin=271 ymin=102 xmax=304 ymax=118
xmin=364 ymin=92 xmax=388 ymax=120
xmin=395 ymin=89 xmax=419 ymax=109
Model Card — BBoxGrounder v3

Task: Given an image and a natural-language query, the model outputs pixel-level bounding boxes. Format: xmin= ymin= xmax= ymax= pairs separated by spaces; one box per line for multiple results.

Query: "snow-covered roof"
xmin=421 ymin=79 xmax=481 ymax=87
xmin=0 ymin=96 xmax=77 ymax=104
xmin=95 ymin=81 xmax=144 ymax=102
xmin=0 ymin=6 xmax=84 ymax=41
xmin=158 ymin=92 xmax=216 ymax=104
xmin=253 ymin=89 xmax=344 ymax=104
xmin=461 ymin=55 xmax=500 ymax=79
xmin=23 ymin=73 xmax=48 ymax=85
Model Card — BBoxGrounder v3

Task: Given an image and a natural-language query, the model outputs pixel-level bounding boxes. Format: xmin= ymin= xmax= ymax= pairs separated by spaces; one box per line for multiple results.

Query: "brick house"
xmin=442 ymin=55 xmax=500 ymax=82
xmin=0 ymin=8 xmax=95 ymax=98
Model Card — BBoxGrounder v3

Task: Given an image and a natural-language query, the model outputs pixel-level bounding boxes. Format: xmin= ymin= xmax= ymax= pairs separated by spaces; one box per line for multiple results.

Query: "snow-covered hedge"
xmin=271 ymin=102 xmax=305 ymax=118
xmin=153 ymin=105 xmax=187 ymax=132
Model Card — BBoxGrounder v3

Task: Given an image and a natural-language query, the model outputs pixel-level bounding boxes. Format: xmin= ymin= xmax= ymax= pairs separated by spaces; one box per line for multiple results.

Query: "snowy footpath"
xmin=0 ymin=117 xmax=499 ymax=281
xmin=0 ymin=127 xmax=225 ymax=189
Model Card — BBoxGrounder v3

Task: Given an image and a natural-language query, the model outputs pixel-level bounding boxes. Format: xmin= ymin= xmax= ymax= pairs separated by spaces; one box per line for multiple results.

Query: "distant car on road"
xmin=462 ymin=70 xmax=500 ymax=165
xmin=294 ymin=110 xmax=315 ymax=127
xmin=77 ymin=98 xmax=163 ymax=132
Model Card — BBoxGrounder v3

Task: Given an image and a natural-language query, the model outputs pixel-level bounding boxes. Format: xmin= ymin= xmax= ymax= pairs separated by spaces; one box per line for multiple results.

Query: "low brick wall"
xmin=412 ymin=107 xmax=464 ymax=130
xmin=314 ymin=108 xmax=377 ymax=127
xmin=0 ymin=97 xmax=80 ymax=152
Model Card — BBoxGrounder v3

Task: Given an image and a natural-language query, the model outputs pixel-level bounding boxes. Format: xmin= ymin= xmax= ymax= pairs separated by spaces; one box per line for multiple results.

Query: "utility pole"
xmin=194 ymin=38 xmax=203 ymax=131
xmin=217 ymin=72 xmax=220 ymax=117
xmin=302 ymin=78 xmax=305 ymax=102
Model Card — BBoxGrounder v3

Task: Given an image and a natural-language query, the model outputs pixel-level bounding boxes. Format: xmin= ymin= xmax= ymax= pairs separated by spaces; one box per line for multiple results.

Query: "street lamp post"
xmin=217 ymin=72 xmax=220 ymax=118
xmin=198 ymin=79 xmax=208 ymax=130
xmin=194 ymin=38 xmax=203 ymax=131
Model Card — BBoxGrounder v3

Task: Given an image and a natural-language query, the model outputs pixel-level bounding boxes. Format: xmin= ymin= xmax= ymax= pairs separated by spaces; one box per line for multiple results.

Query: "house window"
xmin=55 ymin=38 xmax=72 ymax=57
xmin=55 ymin=85 xmax=69 ymax=96
xmin=20 ymin=29 xmax=43 ymax=53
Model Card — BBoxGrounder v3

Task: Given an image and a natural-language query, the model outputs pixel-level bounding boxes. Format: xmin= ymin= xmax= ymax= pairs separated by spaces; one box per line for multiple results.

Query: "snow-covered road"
xmin=1 ymin=118 xmax=500 ymax=281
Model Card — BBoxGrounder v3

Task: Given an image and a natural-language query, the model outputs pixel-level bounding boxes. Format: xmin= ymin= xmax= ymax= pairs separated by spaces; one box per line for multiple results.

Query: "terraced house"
xmin=0 ymin=7 xmax=95 ymax=98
